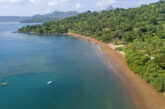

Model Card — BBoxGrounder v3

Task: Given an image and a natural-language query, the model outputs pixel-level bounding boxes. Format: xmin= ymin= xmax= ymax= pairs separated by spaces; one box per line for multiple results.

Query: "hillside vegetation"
xmin=19 ymin=1 xmax=165 ymax=92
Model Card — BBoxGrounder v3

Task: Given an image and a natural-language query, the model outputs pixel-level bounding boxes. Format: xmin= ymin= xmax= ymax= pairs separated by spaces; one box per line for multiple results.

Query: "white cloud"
xmin=48 ymin=0 xmax=69 ymax=7
xmin=96 ymin=0 xmax=147 ymax=9
xmin=48 ymin=1 xmax=58 ymax=6
xmin=136 ymin=1 xmax=145 ymax=5
xmin=0 ymin=0 xmax=23 ymax=3
xmin=46 ymin=8 xmax=51 ymax=13
xmin=75 ymin=3 xmax=82 ymax=9
xmin=0 ymin=0 xmax=36 ymax=4
xmin=97 ymin=0 xmax=115 ymax=7
xmin=0 ymin=0 xmax=69 ymax=5
xmin=29 ymin=0 xmax=35 ymax=3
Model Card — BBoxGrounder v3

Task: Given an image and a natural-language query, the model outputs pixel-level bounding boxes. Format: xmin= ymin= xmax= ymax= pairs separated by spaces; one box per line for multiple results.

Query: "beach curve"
xmin=65 ymin=33 xmax=165 ymax=109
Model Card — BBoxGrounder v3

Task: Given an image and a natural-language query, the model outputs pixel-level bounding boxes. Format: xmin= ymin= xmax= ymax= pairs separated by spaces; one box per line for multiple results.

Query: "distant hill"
xmin=20 ymin=11 xmax=79 ymax=23
xmin=0 ymin=16 xmax=29 ymax=22
xmin=0 ymin=11 xmax=79 ymax=23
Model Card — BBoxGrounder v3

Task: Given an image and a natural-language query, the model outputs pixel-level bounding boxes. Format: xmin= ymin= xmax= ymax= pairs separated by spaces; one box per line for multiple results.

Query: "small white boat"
xmin=47 ymin=81 xmax=53 ymax=85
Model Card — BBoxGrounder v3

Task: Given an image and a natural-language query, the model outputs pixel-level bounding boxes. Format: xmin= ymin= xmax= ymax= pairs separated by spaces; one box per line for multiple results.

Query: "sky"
xmin=0 ymin=0 xmax=160 ymax=16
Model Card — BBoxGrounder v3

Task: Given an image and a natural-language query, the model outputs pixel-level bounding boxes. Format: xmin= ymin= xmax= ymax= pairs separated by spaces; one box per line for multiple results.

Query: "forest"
xmin=19 ymin=1 xmax=165 ymax=92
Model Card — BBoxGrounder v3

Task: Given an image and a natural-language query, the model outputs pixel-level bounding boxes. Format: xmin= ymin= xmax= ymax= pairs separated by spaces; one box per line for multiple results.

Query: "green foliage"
xmin=125 ymin=46 xmax=165 ymax=92
xmin=19 ymin=1 xmax=165 ymax=92
xmin=154 ymin=54 xmax=165 ymax=69
xmin=115 ymin=47 xmax=124 ymax=51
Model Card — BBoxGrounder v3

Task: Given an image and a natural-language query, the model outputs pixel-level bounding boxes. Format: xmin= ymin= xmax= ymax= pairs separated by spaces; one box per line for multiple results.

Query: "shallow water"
xmin=0 ymin=22 xmax=134 ymax=109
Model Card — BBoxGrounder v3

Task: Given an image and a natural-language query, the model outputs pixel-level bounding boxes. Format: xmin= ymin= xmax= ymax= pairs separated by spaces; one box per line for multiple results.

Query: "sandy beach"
xmin=65 ymin=33 xmax=165 ymax=109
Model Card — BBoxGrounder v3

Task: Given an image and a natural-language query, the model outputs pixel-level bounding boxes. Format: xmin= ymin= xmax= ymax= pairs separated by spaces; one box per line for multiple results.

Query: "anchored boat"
xmin=1 ymin=82 xmax=8 ymax=86
xmin=47 ymin=81 xmax=53 ymax=85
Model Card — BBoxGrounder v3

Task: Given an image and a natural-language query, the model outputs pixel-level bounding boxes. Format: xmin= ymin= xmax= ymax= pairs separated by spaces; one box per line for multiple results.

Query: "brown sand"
xmin=64 ymin=33 xmax=165 ymax=109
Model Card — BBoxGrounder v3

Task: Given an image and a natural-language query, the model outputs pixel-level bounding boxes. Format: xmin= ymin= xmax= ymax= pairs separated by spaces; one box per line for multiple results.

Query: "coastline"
xmin=65 ymin=33 xmax=165 ymax=109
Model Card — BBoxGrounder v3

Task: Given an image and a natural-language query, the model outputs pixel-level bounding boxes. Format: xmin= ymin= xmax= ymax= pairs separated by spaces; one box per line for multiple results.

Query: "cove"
xmin=0 ymin=22 xmax=134 ymax=109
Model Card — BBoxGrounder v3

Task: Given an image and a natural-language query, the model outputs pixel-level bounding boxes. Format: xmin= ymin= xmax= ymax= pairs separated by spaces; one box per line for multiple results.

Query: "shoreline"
xmin=65 ymin=33 xmax=165 ymax=109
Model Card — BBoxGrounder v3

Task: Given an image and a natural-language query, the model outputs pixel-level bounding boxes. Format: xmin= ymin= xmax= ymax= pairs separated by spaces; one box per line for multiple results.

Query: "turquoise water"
xmin=0 ymin=22 xmax=134 ymax=109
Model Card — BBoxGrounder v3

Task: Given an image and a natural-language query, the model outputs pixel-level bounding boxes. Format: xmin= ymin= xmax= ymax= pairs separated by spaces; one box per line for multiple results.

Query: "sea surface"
xmin=0 ymin=22 xmax=134 ymax=109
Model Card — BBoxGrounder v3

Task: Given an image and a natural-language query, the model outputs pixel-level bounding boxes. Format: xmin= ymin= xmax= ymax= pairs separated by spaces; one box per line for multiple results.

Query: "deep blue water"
xmin=0 ymin=22 xmax=134 ymax=109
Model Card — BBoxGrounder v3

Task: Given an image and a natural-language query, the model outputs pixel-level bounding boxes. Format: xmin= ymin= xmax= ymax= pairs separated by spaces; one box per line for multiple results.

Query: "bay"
xmin=0 ymin=22 xmax=134 ymax=109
